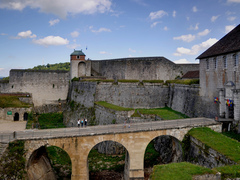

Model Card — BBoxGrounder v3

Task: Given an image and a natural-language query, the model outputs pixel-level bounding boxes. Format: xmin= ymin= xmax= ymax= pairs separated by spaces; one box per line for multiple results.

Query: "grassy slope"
xmin=150 ymin=162 xmax=215 ymax=180
xmin=0 ymin=95 xmax=31 ymax=108
xmin=189 ymin=127 xmax=240 ymax=163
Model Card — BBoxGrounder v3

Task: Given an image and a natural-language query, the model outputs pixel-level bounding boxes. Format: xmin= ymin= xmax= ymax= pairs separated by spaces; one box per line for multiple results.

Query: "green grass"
xmin=214 ymin=164 xmax=240 ymax=179
xmin=142 ymin=80 xmax=164 ymax=83
xmin=88 ymin=149 xmax=125 ymax=172
xmin=188 ymin=127 xmax=240 ymax=163
xmin=165 ymin=79 xmax=199 ymax=85
xmin=150 ymin=162 xmax=215 ymax=180
xmin=95 ymin=101 xmax=134 ymax=111
xmin=38 ymin=112 xmax=66 ymax=129
xmin=223 ymin=131 xmax=240 ymax=142
xmin=0 ymin=95 xmax=31 ymax=108
xmin=135 ymin=107 xmax=189 ymax=120
xmin=118 ymin=79 xmax=139 ymax=83
xmin=144 ymin=141 xmax=161 ymax=168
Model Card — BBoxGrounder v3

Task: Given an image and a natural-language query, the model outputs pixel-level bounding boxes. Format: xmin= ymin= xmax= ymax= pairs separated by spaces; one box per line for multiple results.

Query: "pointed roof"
xmin=197 ymin=24 xmax=240 ymax=59
xmin=71 ymin=49 xmax=85 ymax=56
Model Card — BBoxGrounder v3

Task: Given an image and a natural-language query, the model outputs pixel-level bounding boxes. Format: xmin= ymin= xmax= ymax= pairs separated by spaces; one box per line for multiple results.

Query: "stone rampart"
xmin=91 ymin=57 xmax=199 ymax=81
xmin=0 ymin=70 xmax=70 ymax=107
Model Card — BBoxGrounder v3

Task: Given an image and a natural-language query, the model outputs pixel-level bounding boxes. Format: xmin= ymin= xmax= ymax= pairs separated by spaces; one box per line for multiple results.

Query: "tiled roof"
xmin=197 ymin=24 xmax=240 ymax=59
xmin=182 ymin=71 xmax=199 ymax=79
xmin=71 ymin=50 xmax=85 ymax=56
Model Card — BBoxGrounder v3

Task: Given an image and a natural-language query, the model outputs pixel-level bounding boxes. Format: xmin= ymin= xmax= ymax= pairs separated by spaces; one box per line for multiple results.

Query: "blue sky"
xmin=0 ymin=0 xmax=240 ymax=77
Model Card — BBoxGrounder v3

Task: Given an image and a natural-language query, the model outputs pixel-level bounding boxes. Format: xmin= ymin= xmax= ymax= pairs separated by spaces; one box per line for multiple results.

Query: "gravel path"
xmin=0 ymin=120 xmax=26 ymax=133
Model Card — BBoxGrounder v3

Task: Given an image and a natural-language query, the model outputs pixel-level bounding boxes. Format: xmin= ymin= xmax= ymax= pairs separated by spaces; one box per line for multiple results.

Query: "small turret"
xmin=70 ymin=49 xmax=86 ymax=61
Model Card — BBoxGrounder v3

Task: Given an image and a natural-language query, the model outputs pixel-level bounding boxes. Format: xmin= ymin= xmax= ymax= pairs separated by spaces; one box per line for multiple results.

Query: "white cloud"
xmin=198 ymin=29 xmax=210 ymax=36
xmin=99 ymin=51 xmax=112 ymax=55
xmin=0 ymin=0 xmax=112 ymax=18
xmin=211 ymin=15 xmax=220 ymax=22
xmin=192 ymin=6 xmax=198 ymax=12
xmin=172 ymin=10 xmax=176 ymax=17
xmin=189 ymin=23 xmax=199 ymax=30
xmin=173 ymin=38 xmax=218 ymax=56
xmin=16 ymin=30 xmax=36 ymax=39
xmin=150 ymin=21 xmax=160 ymax=28
xmin=227 ymin=16 xmax=236 ymax=21
xmin=227 ymin=0 xmax=240 ymax=3
xmin=71 ymin=31 xmax=79 ymax=38
xmin=149 ymin=10 xmax=168 ymax=20
xmin=173 ymin=59 xmax=191 ymax=64
xmin=67 ymin=43 xmax=81 ymax=49
xmin=164 ymin=26 xmax=168 ymax=31
xmin=129 ymin=48 xmax=136 ymax=53
xmin=0 ymin=33 xmax=7 ymax=36
xmin=225 ymin=25 xmax=235 ymax=33
xmin=131 ymin=0 xmax=148 ymax=6
xmin=33 ymin=36 xmax=69 ymax=46
xmin=89 ymin=26 xmax=111 ymax=33
xmin=173 ymin=34 xmax=196 ymax=42
xmin=49 ymin=19 xmax=60 ymax=26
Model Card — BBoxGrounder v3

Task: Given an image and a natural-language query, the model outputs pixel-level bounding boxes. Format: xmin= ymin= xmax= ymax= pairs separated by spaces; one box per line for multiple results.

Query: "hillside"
xmin=31 ymin=62 xmax=70 ymax=71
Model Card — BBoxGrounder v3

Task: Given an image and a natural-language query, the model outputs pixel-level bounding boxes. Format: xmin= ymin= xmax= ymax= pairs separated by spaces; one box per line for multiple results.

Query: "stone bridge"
xmin=20 ymin=118 xmax=221 ymax=180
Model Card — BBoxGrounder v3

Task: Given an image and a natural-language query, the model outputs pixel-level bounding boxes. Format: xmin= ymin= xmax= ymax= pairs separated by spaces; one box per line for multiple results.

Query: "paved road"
xmin=0 ymin=118 xmax=220 ymax=143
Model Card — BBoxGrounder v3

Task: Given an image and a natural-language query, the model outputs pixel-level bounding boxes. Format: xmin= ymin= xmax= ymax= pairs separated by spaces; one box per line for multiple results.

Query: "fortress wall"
xmin=1 ymin=70 xmax=70 ymax=107
xmin=0 ymin=81 xmax=10 ymax=92
xmin=91 ymin=58 xmax=199 ymax=81
xmin=169 ymin=84 xmax=218 ymax=118
xmin=95 ymin=82 xmax=169 ymax=108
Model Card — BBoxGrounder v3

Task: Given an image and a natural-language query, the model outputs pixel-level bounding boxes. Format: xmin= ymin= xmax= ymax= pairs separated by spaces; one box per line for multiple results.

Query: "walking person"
xmin=77 ymin=119 xmax=80 ymax=128
xmin=84 ymin=118 xmax=87 ymax=127
xmin=81 ymin=119 xmax=84 ymax=127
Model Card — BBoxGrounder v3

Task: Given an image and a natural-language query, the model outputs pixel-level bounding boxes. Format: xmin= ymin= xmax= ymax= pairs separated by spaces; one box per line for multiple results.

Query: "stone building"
xmin=197 ymin=24 xmax=240 ymax=121
xmin=70 ymin=50 xmax=199 ymax=82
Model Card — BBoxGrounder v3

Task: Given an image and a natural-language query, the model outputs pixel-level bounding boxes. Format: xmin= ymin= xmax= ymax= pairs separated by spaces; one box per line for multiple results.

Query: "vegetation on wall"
xmin=165 ymin=79 xmax=199 ymax=85
xmin=0 ymin=94 xmax=31 ymax=108
xmin=0 ymin=140 xmax=26 ymax=179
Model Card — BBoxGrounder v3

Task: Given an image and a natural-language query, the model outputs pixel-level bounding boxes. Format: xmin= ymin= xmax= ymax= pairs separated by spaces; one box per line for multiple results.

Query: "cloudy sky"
xmin=0 ymin=0 xmax=240 ymax=76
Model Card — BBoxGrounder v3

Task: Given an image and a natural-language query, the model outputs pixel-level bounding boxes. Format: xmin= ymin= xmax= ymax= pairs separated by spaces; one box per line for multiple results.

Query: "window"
xmin=77 ymin=55 xmax=80 ymax=59
xmin=206 ymin=59 xmax=209 ymax=69
xmin=214 ymin=58 xmax=217 ymax=69
xmin=234 ymin=54 xmax=239 ymax=67
xmin=224 ymin=56 xmax=227 ymax=68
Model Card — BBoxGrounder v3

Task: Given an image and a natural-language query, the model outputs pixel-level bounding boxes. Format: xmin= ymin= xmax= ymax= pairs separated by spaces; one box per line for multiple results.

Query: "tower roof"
xmin=71 ymin=50 xmax=86 ymax=56
xmin=197 ymin=24 xmax=240 ymax=59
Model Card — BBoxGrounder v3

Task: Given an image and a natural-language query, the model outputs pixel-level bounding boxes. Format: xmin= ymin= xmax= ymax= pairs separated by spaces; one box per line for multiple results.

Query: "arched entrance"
xmin=24 ymin=112 xmax=28 ymax=121
xmin=78 ymin=62 xmax=86 ymax=77
xmin=27 ymin=146 xmax=72 ymax=180
xmin=88 ymin=140 xmax=127 ymax=180
xmin=14 ymin=112 xmax=19 ymax=121
xmin=144 ymin=135 xmax=183 ymax=179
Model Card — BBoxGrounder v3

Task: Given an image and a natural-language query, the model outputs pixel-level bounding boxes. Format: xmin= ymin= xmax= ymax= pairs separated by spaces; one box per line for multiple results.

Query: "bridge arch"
xmin=88 ymin=140 xmax=128 ymax=179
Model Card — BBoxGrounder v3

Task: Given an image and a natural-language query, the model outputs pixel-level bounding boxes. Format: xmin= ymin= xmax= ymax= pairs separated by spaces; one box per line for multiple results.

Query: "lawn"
xmin=150 ymin=162 xmax=215 ymax=180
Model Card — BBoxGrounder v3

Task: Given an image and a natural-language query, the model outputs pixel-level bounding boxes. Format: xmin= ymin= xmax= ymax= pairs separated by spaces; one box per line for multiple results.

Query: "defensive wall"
xmin=24 ymin=122 xmax=221 ymax=180
xmin=0 ymin=70 xmax=69 ymax=107
xmin=91 ymin=57 xmax=199 ymax=81
xmin=65 ymin=81 xmax=218 ymax=126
